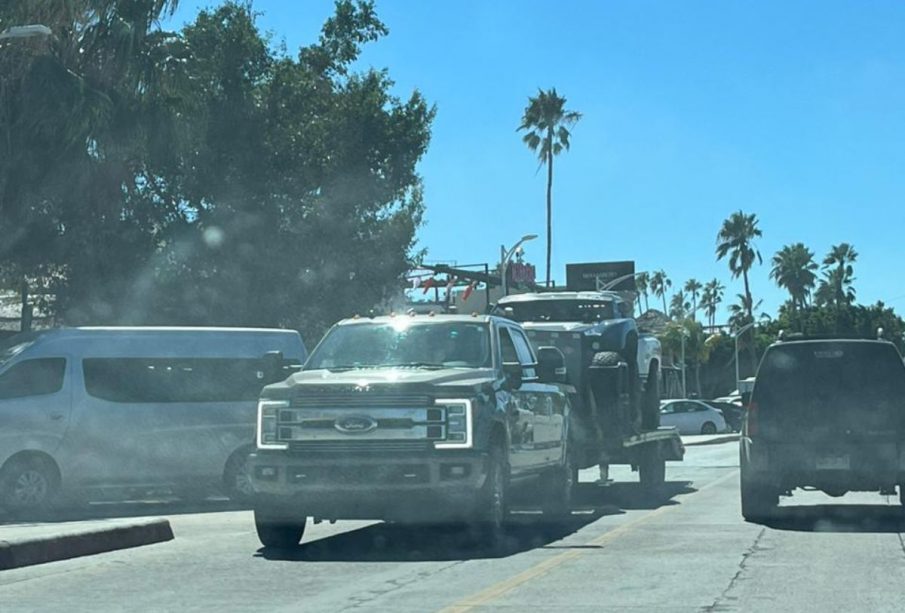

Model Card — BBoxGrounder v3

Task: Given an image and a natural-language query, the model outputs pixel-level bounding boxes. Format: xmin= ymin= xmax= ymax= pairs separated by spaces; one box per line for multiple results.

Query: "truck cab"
xmin=247 ymin=313 xmax=573 ymax=549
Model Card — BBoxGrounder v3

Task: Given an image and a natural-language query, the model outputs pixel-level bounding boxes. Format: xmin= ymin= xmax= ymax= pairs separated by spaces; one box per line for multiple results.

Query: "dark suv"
xmin=740 ymin=337 xmax=905 ymax=520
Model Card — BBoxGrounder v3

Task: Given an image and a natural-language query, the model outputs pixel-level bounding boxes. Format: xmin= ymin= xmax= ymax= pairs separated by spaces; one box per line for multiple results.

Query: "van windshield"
xmin=754 ymin=341 xmax=905 ymax=437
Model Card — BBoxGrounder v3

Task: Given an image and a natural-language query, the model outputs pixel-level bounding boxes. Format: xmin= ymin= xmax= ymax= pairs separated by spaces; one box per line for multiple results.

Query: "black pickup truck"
xmin=248 ymin=313 xmax=573 ymax=549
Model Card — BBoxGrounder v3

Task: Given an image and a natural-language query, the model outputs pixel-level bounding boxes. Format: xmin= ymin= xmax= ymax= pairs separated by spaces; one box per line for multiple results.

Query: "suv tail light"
xmin=746 ymin=401 xmax=759 ymax=436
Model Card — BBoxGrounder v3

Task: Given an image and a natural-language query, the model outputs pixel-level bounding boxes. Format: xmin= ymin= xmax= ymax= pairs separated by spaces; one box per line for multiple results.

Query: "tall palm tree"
xmin=728 ymin=293 xmax=763 ymax=330
xmin=635 ymin=272 xmax=650 ymax=314
xmin=716 ymin=211 xmax=762 ymax=323
xmin=649 ymin=270 xmax=671 ymax=314
xmin=518 ymin=88 xmax=581 ymax=287
xmin=684 ymin=278 xmax=702 ymax=320
xmin=770 ymin=243 xmax=818 ymax=311
xmin=701 ymin=278 xmax=724 ymax=328
xmin=816 ymin=243 xmax=858 ymax=306
xmin=669 ymin=291 xmax=689 ymax=320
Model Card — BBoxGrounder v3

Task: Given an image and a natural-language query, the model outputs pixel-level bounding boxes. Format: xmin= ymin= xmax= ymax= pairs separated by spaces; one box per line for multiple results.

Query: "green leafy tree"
xmin=518 ymin=88 xmax=581 ymax=287
xmin=649 ymin=270 xmax=671 ymax=314
xmin=684 ymin=278 xmax=702 ymax=320
xmin=770 ymin=242 xmax=818 ymax=312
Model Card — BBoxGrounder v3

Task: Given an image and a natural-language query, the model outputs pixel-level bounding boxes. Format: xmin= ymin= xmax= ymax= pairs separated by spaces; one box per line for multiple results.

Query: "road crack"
xmin=338 ymin=560 xmax=467 ymax=611
xmin=701 ymin=527 xmax=767 ymax=612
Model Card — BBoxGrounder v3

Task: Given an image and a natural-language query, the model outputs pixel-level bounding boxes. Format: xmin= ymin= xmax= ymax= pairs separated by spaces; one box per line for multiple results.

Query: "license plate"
xmin=816 ymin=455 xmax=850 ymax=470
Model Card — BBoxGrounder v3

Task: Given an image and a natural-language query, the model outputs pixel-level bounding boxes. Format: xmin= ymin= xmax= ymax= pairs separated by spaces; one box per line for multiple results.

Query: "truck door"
xmin=498 ymin=326 xmax=536 ymax=473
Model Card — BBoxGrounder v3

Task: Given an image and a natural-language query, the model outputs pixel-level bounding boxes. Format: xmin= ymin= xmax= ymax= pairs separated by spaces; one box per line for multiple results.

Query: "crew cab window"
xmin=500 ymin=327 xmax=537 ymax=380
xmin=499 ymin=327 xmax=519 ymax=363
xmin=0 ymin=358 xmax=66 ymax=399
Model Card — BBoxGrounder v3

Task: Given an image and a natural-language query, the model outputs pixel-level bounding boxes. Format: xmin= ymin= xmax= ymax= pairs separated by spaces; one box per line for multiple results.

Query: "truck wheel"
xmin=638 ymin=451 xmax=665 ymax=490
xmin=899 ymin=485 xmax=905 ymax=508
xmin=474 ymin=445 xmax=509 ymax=548
xmin=591 ymin=351 xmax=622 ymax=367
xmin=0 ymin=455 xmax=60 ymax=517
xmin=641 ymin=362 xmax=661 ymax=431
xmin=740 ymin=476 xmax=778 ymax=522
xmin=223 ymin=447 xmax=255 ymax=503
xmin=254 ymin=507 xmax=307 ymax=549
xmin=541 ymin=450 xmax=574 ymax=519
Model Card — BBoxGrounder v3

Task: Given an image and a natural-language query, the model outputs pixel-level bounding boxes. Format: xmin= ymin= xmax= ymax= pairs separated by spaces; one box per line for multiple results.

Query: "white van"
xmin=0 ymin=327 xmax=306 ymax=514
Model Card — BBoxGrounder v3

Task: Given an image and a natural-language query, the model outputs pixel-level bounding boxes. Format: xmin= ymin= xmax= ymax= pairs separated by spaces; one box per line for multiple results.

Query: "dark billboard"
xmin=566 ymin=261 xmax=636 ymax=291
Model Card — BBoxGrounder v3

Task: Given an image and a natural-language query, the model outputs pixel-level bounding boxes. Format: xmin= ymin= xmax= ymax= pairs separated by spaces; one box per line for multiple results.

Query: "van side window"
xmin=0 ymin=358 xmax=66 ymax=399
xmin=83 ymin=358 xmax=272 ymax=403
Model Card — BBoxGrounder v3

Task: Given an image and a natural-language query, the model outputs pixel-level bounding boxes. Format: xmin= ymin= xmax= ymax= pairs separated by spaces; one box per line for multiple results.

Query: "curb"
xmin=0 ymin=518 xmax=174 ymax=571
xmin=682 ymin=434 xmax=741 ymax=447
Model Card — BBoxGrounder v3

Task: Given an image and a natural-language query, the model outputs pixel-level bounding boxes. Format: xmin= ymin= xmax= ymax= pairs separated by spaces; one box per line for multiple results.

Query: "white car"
xmin=659 ymin=399 xmax=728 ymax=435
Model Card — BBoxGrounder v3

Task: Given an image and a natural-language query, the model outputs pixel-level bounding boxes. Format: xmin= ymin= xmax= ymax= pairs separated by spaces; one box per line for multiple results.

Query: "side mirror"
xmin=741 ymin=391 xmax=752 ymax=407
xmin=536 ymin=346 xmax=567 ymax=384
xmin=262 ymin=350 xmax=286 ymax=384
xmin=502 ymin=361 xmax=523 ymax=390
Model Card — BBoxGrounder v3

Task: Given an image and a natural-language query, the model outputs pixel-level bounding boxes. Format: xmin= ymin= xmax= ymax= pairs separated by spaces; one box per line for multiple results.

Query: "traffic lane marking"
xmin=437 ymin=469 xmax=740 ymax=613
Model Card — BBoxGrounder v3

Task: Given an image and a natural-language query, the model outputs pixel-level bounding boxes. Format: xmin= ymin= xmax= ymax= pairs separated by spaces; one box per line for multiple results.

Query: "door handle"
xmin=49 ymin=414 xmax=65 ymax=421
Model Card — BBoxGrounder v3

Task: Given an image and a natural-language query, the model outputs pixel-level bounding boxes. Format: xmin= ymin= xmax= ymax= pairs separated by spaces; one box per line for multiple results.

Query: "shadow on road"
xmin=0 ymin=497 xmax=249 ymax=525
xmin=758 ymin=504 xmax=905 ymax=533
xmin=256 ymin=479 xmax=695 ymax=563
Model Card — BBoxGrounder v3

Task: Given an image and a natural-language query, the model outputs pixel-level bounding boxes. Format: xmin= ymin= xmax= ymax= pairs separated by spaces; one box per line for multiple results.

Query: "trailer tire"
xmin=540 ymin=448 xmax=574 ymax=520
xmin=639 ymin=449 xmax=665 ymax=490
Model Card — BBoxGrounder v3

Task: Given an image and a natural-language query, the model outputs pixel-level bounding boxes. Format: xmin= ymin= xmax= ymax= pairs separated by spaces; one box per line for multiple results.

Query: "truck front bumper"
xmin=248 ymin=450 xmax=489 ymax=522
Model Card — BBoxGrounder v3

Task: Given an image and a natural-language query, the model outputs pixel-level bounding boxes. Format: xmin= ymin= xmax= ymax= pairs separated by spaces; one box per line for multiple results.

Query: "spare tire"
xmin=591 ymin=351 xmax=623 ymax=368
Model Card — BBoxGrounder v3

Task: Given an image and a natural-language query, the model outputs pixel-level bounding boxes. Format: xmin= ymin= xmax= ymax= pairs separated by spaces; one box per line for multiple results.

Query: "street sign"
xmin=566 ymin=261 xmax=636 ymax=291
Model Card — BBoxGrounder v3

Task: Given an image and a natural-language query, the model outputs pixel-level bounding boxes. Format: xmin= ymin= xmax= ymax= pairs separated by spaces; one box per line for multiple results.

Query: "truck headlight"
xmin=434 ymin=399 xmax=473 ymax=449
xmin=257 ymin=399 xmax=289 ymax=450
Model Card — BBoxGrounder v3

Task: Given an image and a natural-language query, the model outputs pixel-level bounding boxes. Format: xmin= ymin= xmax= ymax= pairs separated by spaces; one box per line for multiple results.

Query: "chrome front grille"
xmin=291 ymin=392 xmax=432 ymax=408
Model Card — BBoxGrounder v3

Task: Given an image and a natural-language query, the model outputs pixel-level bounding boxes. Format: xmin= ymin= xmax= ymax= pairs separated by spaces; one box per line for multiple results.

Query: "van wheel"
xmin=1 ymin=455 xmax=59 ymax=516
xmin=223 ymin=448 xmax=254 ymax=502
xmin=254 ymin=508 xmax=306 ymax=549
xmin=701 ymin=422 xmax=718 ymax=435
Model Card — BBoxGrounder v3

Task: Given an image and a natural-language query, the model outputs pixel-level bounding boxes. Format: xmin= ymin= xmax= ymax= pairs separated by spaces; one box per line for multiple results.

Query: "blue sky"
xmin=166 ymin=1 xmax=905 ymax=319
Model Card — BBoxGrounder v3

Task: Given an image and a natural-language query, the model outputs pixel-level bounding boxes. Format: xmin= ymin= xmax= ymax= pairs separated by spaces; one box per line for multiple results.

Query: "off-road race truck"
xmin=494 ymin=291 xmax=684 ymax=486
xmin=248 ymin=313 xmax=574 ymax=549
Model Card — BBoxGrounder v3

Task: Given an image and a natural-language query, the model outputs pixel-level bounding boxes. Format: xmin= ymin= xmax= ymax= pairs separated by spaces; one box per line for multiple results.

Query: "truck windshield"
xmin=306 ymin=321 xmax=492 ymax=370
xmin=500 ymin=300 xmax=616 ymax=323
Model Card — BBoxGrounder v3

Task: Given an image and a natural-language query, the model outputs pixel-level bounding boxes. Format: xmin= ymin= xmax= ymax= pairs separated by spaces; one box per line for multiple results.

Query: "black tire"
xmin=591 ymin=351 xmax=622 ymax=368
xmin=474 ymin=444 xmax=509 ymax=548
xmin=900 ymin=485 xmax=905 ymax=508
xmin=639 ymin=450 xmax=665 ymax=490
xmin=254 ymin=507 xmax=307 ymax=549
xmin=740 ymin=475 xmax=779 ymax=521
xmin=701 ymin=422 xmax=718 ymax=435
xmin=541 ymin=449 xmax=574 ymax=519
xmin=0 ymin=455 xmax=59 ymax=516
xmin=642 ymin=361 xmax=661 ymax=431
xmin=223 ymin=447 xmax=254 ymax=502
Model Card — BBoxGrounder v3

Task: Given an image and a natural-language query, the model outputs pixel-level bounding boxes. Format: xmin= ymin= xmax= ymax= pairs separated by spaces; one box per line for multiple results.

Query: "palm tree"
xmin=716 ymin=211 xmax=762 ymax=323
xmin=770 ymin=243 xmax=818 ymax=311
xmin=728 ymin=293 xmax=763 ymax=330
xmin=684 ymin=278 xmax=702 ymax=320
xmin=701 ymin=279 xmax=725 ymax=328
xmin=669 ymin=291 xmax=689 ymax=320
xmin=518 ymin=89 xmax=581 ymax=287
xmin=649 ymin=270 xmax=671 ymax=314
xmin=816 ymin=243 xmax=858 ymax=306
xmin=635 ymin=272 xmax=650 ymax=314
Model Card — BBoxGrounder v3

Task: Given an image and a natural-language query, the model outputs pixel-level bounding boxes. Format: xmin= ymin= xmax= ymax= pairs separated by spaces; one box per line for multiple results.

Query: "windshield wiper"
xmin=375 ymin=361 xmax=446 ymax=369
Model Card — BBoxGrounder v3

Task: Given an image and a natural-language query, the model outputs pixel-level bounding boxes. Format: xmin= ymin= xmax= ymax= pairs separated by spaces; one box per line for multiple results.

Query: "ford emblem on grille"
xmin=334 ymin=415 xmax=378 ymax=434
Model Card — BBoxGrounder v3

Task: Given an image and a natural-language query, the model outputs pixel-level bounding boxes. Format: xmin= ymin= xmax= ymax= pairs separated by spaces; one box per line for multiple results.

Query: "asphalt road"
xmin=2 ymin=442 xmax=905 ymax=612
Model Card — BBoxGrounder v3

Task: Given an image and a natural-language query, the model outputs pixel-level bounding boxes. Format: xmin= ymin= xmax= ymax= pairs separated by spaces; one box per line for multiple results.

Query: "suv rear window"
xmin=753 ymin=341 xmax=905 ymax=436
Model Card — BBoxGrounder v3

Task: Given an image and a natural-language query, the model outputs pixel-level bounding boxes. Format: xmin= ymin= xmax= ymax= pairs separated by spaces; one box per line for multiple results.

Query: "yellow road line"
xmin=438 ymin=469 xmax=740 ymax=613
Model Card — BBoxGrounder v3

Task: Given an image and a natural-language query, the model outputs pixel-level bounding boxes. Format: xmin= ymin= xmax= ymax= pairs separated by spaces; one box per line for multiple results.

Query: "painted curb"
xmin=682 ymin=434 xmax=741 ymax=447
xmin=0 ymin=518 xmax=174 ymax=571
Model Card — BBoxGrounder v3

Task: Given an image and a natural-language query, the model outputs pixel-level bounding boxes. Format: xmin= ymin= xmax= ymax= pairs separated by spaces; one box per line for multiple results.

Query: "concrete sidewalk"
xmin=0 ymin=517 xmax=173 ymax=571
xmin=681 ymin=432 xmax=740 ymax=446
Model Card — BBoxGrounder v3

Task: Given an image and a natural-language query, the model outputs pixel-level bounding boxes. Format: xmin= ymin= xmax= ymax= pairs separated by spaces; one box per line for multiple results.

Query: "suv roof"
xmin=335 ymin=313 xmax=498 ymax=326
